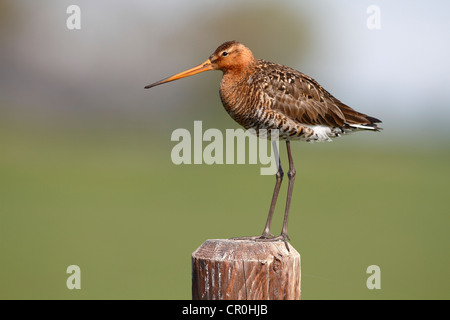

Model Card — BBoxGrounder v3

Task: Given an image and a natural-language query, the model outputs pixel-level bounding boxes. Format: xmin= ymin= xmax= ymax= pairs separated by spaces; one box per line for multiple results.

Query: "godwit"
xmin=145 ymin=41 xmax=381 ymax=244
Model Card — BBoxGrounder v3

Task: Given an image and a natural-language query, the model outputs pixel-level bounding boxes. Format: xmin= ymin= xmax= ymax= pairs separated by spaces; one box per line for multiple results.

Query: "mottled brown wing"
xmin=256 ymin=60 xmax=380 ymax=128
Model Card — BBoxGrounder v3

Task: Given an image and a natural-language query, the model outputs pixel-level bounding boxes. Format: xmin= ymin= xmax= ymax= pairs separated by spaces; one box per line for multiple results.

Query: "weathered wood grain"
xmin=192 ymin=239 xmax=301 ymax=300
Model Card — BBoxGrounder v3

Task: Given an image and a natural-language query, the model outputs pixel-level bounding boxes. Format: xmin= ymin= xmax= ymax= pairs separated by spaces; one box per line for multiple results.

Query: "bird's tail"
xmin=348 ymin=121 xmax=382 ymax=131
xmin=337 ymin=102 xmax=382 ymax=131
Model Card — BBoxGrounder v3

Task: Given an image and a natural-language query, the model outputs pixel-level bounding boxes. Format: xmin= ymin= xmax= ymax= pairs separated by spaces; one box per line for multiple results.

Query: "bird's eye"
xmin=222 ymin=51 xmax=229 ymax=57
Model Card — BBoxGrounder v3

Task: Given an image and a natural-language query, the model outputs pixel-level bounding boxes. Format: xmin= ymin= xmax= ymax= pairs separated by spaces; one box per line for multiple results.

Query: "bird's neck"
xmin=220 ymin=58 xmax=256 ymax=86
xmin=219 ymin=67 xmax=253 ymax=115
xmin=221 ymin=68 xmax=247 ymax=88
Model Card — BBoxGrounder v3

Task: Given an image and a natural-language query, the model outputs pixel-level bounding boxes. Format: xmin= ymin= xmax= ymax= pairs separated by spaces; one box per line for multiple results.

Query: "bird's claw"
xmin=230 ymin=234 xmax=273 ymax=241
xmin=253 ymin=233 xmax=291 ymax=251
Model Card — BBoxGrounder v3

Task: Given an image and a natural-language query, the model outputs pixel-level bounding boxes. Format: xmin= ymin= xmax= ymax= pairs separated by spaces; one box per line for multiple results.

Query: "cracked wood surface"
xmin=192 ymin=239 xmax=301 ymax=300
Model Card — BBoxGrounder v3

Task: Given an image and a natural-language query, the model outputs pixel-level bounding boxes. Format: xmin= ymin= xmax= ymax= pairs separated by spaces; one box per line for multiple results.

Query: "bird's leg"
xmin=230 ymin=141 xmax=283 ymax=241
xmin=260 ymin=141 xmax=283 ymax=239
xmin=280 ymin=139 xmax=296 ymax=241
xmin=258 ymin=140 xmax=295 ymax=250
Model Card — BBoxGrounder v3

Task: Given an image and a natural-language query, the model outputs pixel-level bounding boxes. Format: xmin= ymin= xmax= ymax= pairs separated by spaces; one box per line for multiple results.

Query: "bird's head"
xmin=145 ymin=41 xmax=255 ymax=89
xmin=208 ymin=41 xmax=255 ymax=73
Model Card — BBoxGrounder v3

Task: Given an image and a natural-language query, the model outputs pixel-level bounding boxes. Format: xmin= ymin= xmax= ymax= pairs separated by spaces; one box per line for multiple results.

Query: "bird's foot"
xmin=230 ymin=233 xmax=290 ymax=251
xmin=255 ymin=233 xmax=291 ymax=251
xmin=230 ymin=232 xmax=275 ymax=241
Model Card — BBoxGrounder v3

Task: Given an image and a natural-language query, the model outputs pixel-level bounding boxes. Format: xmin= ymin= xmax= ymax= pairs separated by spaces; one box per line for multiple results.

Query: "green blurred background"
xmin=1 ymin=0 xmax=449 ymax=299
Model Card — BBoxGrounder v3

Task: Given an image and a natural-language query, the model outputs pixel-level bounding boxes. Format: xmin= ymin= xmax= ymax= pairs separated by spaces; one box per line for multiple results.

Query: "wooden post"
xmin=192 ymin=239 xmax=301 ymax=300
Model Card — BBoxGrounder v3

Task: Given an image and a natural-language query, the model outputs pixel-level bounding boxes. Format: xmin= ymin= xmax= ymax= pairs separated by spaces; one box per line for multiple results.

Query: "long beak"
xmin=145 ymin=59 xmax=214 ymax=89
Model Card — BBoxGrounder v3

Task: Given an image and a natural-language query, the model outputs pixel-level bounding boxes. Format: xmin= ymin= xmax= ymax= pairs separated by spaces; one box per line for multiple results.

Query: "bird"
xmin=145 ymin=40 xmax=381 ymax=245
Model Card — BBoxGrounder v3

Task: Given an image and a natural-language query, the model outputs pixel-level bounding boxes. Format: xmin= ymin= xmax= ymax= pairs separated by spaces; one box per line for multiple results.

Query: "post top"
xmin=192 ymin=239 xmax=300 ymax=262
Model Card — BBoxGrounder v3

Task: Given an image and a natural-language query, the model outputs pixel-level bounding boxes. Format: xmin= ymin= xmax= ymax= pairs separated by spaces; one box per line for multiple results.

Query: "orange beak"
xmin=145 ymin=59 xmax=214 ymax=89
